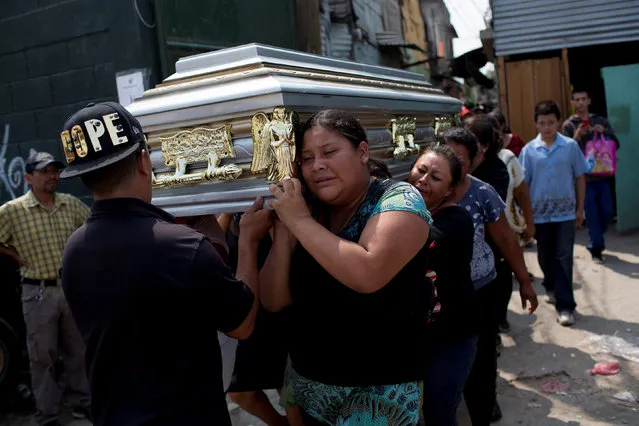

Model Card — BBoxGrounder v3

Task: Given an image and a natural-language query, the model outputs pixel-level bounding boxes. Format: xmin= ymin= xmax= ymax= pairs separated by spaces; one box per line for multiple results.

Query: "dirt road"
xmin=490 ymin=228 xmax=639 ymax=426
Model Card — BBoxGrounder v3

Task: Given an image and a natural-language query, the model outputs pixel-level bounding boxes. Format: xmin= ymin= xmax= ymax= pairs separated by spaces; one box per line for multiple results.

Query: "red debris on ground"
xmin=540 ymin=378 xmax=569 ymax=394
xmin=589 ymin=361 xmax=621 ymax=376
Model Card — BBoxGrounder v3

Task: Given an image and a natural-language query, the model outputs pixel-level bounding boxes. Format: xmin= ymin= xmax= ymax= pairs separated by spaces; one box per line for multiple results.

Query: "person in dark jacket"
xmin=563 ymin=88 xmax=619 ymax=263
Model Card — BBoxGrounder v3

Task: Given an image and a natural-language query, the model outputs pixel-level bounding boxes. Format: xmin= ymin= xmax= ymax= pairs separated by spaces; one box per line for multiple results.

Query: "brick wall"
xmin=0 ymin=0 xmax=160 ymax=205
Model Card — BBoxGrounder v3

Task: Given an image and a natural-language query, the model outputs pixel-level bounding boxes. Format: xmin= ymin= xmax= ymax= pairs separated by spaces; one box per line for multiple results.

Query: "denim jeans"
xmin=585 ymin=180 xmax=614 ymax=257
xmin=535 ymin=220 xmax=577 ymax=313
xmin=423 ymin=336 xmax=478 ymax=426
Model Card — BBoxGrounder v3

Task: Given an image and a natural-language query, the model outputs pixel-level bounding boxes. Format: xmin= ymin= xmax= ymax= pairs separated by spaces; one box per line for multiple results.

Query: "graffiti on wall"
xmin=0 ymin=124 xmax=30 ymax=200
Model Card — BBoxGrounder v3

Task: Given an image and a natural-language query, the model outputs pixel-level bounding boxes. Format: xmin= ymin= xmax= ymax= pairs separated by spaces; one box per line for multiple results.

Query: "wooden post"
xmin=497 ymin=56 xmax=509 ymax=124
xmin=294 ymin=0 xmax=322 ymax=54
xmin=561 ymin=48 xmax=572 ymax=119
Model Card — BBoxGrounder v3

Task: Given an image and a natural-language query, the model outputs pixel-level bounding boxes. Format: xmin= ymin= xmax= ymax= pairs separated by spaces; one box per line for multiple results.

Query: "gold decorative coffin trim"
xmin=390 ymin=116 xmax=419 ymax=158
xmin=251 ymin=106 xmax=299 ymax=182
xmin=434 ymin=116 xmax=455 ymax=137
xmin=153 ymin=125 xmax=242 ymax=188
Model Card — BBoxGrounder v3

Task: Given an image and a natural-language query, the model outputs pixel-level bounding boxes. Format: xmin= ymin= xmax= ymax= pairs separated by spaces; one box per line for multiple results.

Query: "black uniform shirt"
xmin=62 ymin=198 xmax=254 ymax=426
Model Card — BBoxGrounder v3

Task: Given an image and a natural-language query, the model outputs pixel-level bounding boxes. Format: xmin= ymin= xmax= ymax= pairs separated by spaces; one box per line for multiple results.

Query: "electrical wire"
xmin=133 ymin=0 xmax=156 ymax=29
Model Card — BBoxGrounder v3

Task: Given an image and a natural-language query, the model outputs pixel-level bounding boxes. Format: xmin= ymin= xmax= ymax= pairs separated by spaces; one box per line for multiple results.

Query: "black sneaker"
xmin=588 ymin=246 xmax=605 ymax=262
xmin=43 ymin=421 xmax=62 ymax=426
xmin=491 ymin=401 xmax=503 ymax=423
xmin=72 ymin=404 xmax=93 ymax=421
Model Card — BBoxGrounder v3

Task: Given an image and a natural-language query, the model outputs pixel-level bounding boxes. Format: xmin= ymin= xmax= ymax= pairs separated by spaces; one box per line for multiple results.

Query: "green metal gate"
xmin=154 ymin=0 xmax=299 ymax=78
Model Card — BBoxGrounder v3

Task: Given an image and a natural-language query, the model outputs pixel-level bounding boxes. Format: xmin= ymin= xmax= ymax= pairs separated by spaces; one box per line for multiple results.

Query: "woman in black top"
xmin=260 ymin=110 xmax=433 ymax=425
xmin=408 ymin=144 xmax=477 ymax=425
xmin=465 ymin=115 xmax=537 ymax=423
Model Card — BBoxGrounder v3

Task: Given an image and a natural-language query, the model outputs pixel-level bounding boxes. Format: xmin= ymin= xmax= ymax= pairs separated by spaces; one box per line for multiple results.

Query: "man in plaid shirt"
xmin=0 ymin=151 xmax=91 ymax=426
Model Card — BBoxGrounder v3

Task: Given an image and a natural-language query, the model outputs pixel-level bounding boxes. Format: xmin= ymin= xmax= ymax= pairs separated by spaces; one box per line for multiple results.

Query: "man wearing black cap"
xmin=0 ymin=151 xmax=92 ymax=426
xmin=59 ymin=102 xmax=271 ymax=426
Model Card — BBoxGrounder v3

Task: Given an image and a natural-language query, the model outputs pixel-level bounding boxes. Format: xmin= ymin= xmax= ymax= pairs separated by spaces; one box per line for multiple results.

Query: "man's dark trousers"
xmin=535 ymin=220 xmax=577 ymax=313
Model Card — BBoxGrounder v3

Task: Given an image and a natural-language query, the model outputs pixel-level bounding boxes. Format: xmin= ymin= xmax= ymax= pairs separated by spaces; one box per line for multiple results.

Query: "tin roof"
xmin=493 ymin=0 xmax=639 ymax=56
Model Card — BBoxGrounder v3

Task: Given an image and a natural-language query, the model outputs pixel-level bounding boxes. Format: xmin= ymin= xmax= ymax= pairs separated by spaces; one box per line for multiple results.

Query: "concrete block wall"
xmin=0 ymin=0 xmax=160 ymax=205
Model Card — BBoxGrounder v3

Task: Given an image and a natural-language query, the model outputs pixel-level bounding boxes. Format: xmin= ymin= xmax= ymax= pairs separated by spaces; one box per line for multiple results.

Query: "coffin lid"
xmin=125 ymin=43 xmax=462 ymax=216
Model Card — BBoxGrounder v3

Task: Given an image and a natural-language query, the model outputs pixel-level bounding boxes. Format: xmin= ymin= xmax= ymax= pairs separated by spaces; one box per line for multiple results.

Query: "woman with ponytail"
xmin=260 ymin=109 xmax=433 ymax=425
xmin=462 ymin=116 xmax=537 ymax=424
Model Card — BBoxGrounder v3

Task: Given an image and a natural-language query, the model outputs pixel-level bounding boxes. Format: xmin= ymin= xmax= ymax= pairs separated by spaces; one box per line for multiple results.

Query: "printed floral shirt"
xmin=458 ymin=176 xmax=505 ymax=290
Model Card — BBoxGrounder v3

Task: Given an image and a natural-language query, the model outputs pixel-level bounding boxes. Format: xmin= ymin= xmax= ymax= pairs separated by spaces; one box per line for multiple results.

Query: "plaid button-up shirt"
xmin=0 ymin=190 xmax=90 ymax=279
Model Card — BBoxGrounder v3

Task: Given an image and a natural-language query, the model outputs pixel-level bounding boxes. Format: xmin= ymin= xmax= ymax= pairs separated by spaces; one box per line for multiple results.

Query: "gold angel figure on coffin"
xmin=391 ymin=116 xmax=419 ymax=158
xmin=250 ymin=107 xmax=299 ymax=182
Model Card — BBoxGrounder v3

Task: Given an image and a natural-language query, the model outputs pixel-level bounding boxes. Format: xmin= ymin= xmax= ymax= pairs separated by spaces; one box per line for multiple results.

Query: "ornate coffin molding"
xmin=152 ymin=125 xmax=242 ymax=188
xmin=126 ymin=44 xmax=462 ymax=216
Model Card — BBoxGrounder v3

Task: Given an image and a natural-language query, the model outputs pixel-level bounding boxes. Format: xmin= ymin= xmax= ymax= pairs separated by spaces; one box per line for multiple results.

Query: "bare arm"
xmin=0 ymin=244 xmax=26 ymax=267
xmin=513 ymin=181 xmax=535 ymax=238
xmin=572 ymin=123 xmax=589 ymax=142
xmin=225 ymin=199 xmax=273 ymax=339
xmin=216 ymin=213 xmax=233 ymax=233
xmin=0 ymin=205 xmax=22 ymax=265
xmin=269 ymin=179 xmax=430 ymax=294
xmin=259 ymin=221 xmax=296 ymax=312
xmin=487 ymin=213 xmax=538 ymax=313
xmin=286 ymin=211 xmax=429 ymax=293
xmin=575 ymin=174 xmax=586 ymax=227
xmin=226 ymin=236 xmax=260 ymax=339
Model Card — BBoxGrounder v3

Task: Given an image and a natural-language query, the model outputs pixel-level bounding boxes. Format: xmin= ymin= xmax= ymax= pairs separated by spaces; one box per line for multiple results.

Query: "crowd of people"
xmin=0 ymin=87 xmax=619 ymax=426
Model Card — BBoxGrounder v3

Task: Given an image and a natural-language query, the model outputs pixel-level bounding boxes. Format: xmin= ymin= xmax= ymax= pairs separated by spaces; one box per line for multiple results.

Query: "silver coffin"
xmin=126 ymin=43 xmax=462 ymax=216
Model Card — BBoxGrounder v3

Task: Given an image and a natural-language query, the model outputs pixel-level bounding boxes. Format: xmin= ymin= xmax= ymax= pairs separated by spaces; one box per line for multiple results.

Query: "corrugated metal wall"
xmin=493 ymin=0 xmax=639 ymax=56
xmin=328 ymin=0 xmax=352 ymax=19
xmin=381 ymin=0 xmax=402 ymax=34
xmin=320 ymin=0 xmax=333 ymax=57
xmin=330 ymin=23 xmax=353 ymax=59
xmin=319 ymin=0 xmax=414 ymax=67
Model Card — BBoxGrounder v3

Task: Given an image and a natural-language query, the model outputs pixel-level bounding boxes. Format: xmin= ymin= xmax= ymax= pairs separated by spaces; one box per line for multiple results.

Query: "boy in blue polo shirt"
xmin=519 ymin=100 xmax=588 ymax=326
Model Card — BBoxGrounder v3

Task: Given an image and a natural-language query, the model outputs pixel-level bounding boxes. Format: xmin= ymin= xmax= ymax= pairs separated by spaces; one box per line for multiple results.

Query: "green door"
xmin=602 ymin=64 xmax=639 ymax=233
xmin=154 ymin=0 xmax=299 ymax=78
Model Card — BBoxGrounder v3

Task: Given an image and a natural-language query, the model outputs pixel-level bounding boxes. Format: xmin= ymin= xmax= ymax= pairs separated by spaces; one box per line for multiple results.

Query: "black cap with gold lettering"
xmin=59 ymin=102 xmax=146 ymax=179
